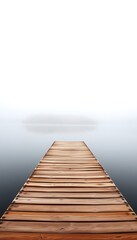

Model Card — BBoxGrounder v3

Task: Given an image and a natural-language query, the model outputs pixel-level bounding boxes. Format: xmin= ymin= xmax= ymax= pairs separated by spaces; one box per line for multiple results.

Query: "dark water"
xmin=0 ymin=122 xmax=137 ymax=216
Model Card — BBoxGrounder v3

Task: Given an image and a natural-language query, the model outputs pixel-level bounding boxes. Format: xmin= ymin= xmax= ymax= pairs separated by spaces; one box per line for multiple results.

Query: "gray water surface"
xmin=0 ymin=122 xmax=137 ymax=216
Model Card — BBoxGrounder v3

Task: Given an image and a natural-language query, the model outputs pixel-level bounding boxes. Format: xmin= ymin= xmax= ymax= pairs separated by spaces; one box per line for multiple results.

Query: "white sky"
xmin=0 ymin=0 xmax=137 ymax=123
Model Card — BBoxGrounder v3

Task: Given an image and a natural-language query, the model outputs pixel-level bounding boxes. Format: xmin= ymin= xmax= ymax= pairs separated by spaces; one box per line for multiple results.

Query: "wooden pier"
xmin=0 ymin=141 xmax=137 ymax=239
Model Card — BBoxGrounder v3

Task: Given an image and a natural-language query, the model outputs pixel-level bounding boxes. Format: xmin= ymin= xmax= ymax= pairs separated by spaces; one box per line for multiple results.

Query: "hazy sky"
xmin=0 ymin=1 xmax=137 ymax=123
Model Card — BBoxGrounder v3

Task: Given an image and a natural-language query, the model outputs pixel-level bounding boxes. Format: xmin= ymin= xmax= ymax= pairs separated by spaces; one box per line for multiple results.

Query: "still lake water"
xmin=0 ymin=121 xmax=137 ymax=216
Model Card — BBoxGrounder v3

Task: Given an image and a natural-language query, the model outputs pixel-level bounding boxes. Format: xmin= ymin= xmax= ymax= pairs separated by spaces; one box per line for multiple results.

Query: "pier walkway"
xmin=0 ymin=141 xmax=137 ymax=239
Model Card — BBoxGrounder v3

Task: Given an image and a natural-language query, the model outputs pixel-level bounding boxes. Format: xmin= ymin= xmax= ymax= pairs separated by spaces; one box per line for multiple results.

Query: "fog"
xmin=0 ymin=0 xmax=137 ymax=217
xmin=0 ymin=0 xmax=137 ymax=124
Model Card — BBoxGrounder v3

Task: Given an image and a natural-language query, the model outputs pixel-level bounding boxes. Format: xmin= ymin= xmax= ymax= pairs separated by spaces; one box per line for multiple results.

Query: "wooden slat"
xmin=32 ymin=174 xmax=107 ymax=178
xmin=29 ymin=177 xmax=111 ymax=183
xmin=45 ymin=158 xmax=94 ymax=160
xmin=10 ymin=203 xmax=130 ymax=212
xmin=4 ymin=211 xmax=136 ymax=222
xmin=19 ymin=191 xmax=121 ymax=198
xmin=1 ymin=233 xmax=137 ymax=240
xmin=47 ymin=150 xmax=92 ymax=153
xmin=46 ymin=154 xmax=93 ymax=157
xmin=26 ymin=182 xmax=114 ymax=187
xmin=42 ymin=158 xmax=97 ymax=160
xmin=41 ymin=160 xmax=97 ymax=164
xmin=51 ymin=147 xmax=88 ymax=149
xmin=1 ymin=221 xmax=137 ymax=233
xmin=42 ymin=156 xmax=96 ymax=159
xmin=32 ymin=175 xmax=108 ymax=179
xmin=38 ymin=163 xmax=101 ymax=166
xmin=14 ymin=197 xmax=124 ymax=205
xmin=39 ymin=170 xmax=102 ymax=173
xmin=47 ymin=150 xmax=91 ymax=153
xmin=23 ymin=186 xmax=118 ymax=192
xmin=36 ymin=167 xmax=102 ymax=171
xmin=34 ymin=170 xmax=106 ymax=175
xmin=38 ymin=164 xmax=101 ymax=167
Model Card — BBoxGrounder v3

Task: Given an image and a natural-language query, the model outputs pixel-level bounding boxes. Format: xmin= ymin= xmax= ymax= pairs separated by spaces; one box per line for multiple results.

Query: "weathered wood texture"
xmin=0 ymin=141 xmax=137 ymax=240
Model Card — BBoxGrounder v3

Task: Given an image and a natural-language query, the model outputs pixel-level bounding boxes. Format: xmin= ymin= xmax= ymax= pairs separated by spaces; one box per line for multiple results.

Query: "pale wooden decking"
xmin=0 ymin=141 xmax=137 ymax=240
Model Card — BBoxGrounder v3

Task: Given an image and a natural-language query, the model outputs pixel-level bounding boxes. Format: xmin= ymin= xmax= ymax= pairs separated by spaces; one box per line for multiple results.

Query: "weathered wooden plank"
xmin=45 ymin=156 xmax=93 ymax=158
xmin=42 ymin=158 xmax=96 ymax=160
xmin=42 ymin=156 xmax=96 ymax=159
xmin=40 ymin=163 xmax=99 ymax=168
xmin=34 ymin=170 xmax=106 ymax=175
xmin=47 ymin=150 xmax=92 ymax=153
xmin=46 ymin=154 xmax=93 ymax=157
xmin=23 ymin=186 xmax=117 ymax=192
xmin=26 ymin=182 xmax=114 ymax=188
xmin=51 ymin=147 xmax=88 ymax=150
xmin=48 ymin=150 xmax=90 ymax=152
xmin=47 ymin=149 xmax=91 ymax=152
xmin=10 ymin=203 xmax=130 ymax=212
xmin=29 ymin=177 xmax=111 ymax=183
xmin=36 ymin=168 xmax=102 ymax=171
xmin=38 ymin=162 xmax=100 ymax=168
xmin=41 ymin=160 xmax=97 ymax=164
xmin=1 ymin=221 xmax=137 ymax=233
xmin=51 ymin=148 xmax=88 ymax=150
xmin=38 ymin=163 xmax=100 ymax=167
xmin=14 ymin=197 xmax=124 ymax=205
xmin=51 ymin=147 xmax=88 ymax=149
xmin=19 ymin=191 xmax=120 ymax=198
xmin=32 ymin=175 xmax=108 ymax=179
xmin=4 ymin=211 xmax=136 ymax=222
xmin=38 ymin=164 xmax=101 ymax=167
xmin=46 ymin=153 xmax=92 ymax=156
xmin=1 ymin=233 xmax=137 ymax=240
xmin=32 ymin=174 xmax=107 ymax=178
xmin=37 ymin=166 xmax=102 ymax=170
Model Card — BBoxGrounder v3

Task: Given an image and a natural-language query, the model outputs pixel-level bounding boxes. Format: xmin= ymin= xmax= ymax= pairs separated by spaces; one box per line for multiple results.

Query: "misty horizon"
xmin=0 ymin=0 xmax=137 ymax=219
